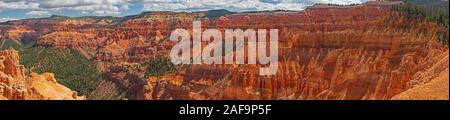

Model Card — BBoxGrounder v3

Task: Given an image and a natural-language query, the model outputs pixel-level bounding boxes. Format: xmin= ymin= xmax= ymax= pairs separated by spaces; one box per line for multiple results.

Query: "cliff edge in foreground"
xmin=0 ymin=48 xmax=84 ymax=100
xmin=391 ymin=50 xmax=449 ymax=100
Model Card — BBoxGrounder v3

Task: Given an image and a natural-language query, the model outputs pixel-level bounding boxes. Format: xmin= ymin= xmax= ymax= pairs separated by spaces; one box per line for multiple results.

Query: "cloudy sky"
xmin=0 ymin=0 xmax=366 ymax=21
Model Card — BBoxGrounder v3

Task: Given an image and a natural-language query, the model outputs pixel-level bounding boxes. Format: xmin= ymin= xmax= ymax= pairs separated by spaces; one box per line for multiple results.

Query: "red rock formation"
xmin=37 ymin=31 xmax=102 ymax=50
xmin=0 ymin=1 xmax=447 ymax=100
xmin=391 ymin=49 xmax=449 ymax=100
xmin=140 ymin=2 xmax=449 ymax=100
xmin=0 ymin=48 xmax=27 ymax=99
xmin=0 ymin=26 xmax=35 ymax=42
xmin=0 ymin=48 xmax=84 ymax=100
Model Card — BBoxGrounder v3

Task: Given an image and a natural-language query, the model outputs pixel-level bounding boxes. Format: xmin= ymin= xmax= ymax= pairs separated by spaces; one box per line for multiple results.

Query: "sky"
xmin=0 ymin=0 xmax=367 ymax=21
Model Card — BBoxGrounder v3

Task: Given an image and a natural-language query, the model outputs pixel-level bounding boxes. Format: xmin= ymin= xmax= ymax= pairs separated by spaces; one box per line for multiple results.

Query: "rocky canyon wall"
xmin=0 ymin=48 xmax=84 ymax=100
xmin=0 ymin=1 xmax=447 ymax=100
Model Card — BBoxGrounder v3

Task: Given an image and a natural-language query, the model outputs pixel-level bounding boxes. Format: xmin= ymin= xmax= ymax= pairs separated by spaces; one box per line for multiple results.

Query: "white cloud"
xmin=1 ymin=0 xmax=367 ymax=17
xmin=94 ymin=10 xmax=121 ymax=15
xmin=0 ymin=17 xmax=19 ymax=22
xmin=26 ymin=10 xmax=51 ymax=17
xmin=37 ymin=0 xmax=128 ymax=15
xmin=121 ymin=4 xmax=129 ymax=10
xmin=0 ymin=1 xmax=39 ymax=10
xmin=309 ymin=0 xmax=363 ymax=5
xmin=38 ymin=0 xmax=127 ymax=8
xmin=1 ymin=0 xmax=128 ymax=16
xmin=141 ymin=0 xmax=366 ymax=12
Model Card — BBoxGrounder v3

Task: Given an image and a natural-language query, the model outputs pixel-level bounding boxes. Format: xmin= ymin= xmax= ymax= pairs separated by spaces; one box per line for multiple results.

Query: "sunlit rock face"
xmin=140 ymin=3 xmax=449 ymax=100
xmin=0 ymin=48 xmax=84 ymax=100
xmin=0 ymin=1 xmax=448 ymax=100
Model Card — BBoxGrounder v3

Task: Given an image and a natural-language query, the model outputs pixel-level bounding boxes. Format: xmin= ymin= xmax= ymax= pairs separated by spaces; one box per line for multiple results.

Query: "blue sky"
xmin=0 ymin=0 xmax=366 ymax=21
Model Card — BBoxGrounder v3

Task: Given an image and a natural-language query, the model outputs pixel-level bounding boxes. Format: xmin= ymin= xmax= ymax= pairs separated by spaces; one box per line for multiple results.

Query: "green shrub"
xmin=0 ymin=40 xmax=101 ymax=96
xmin=392 ymin=0 xmax=449 ymax=45
xmin=143 ymin=56 xmax=180 ymax=77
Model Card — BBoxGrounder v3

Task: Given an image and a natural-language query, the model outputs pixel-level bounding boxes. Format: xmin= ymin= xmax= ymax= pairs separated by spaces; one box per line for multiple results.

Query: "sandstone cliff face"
xmin=393 ymin=45 xmax=449 ymax=100
xmin=0 ymin=48 xmax=27 ymax=100
xmin=391 ymin=50 xmax=449 ymax=100
xmin=141 ymin=3 xmax=449 ymax=100
xmin=0 ymin=26 xmax=35 ymax=42
xmin=0 ymin=1 xmax=447 ymax=100
xmin=0 ymin=48 xmax=84 ymax=100
xmin=37 ymin=31 xmax=101 ymax=50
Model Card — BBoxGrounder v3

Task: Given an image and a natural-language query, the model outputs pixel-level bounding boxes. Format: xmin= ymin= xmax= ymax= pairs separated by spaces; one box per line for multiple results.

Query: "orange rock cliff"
xmin=0 ymin=1 xmax=448 ymax=100
xmin=0 ymin=48 xmax=84 ymax=100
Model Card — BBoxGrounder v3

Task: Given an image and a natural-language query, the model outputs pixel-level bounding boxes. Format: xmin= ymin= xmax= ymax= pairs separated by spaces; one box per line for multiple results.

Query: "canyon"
xmin=0 ymin=1 xmax=448 ymax=100
xmin=0 ymin=48 xmax=84 ymax=100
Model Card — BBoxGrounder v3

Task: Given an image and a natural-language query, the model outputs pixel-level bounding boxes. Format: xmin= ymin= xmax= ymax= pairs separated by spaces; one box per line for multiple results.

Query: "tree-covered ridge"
xmin=143 ymin=56 xmax=181 ymax=77
xmin=394 ymin=0 xmax=448 ymax=26
xmin=392 ymin=0 xmax=449 ymax=45
xmin=0 ymin=40 xmax=101 ymax=96
xmin=405 ymin=0 xmax=449 ymax=15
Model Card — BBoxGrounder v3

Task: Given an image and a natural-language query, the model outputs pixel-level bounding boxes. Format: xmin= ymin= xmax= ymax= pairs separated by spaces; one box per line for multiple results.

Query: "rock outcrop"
xmin=391 ymin=50 xmax=449 ymax=100
xmin=139 ymin=2 xmax=449 ymax=100
xmin=0 ymin=1 xmax=447 ymax=100
xmin=0 ymin=48 xmax=84 ymax=100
